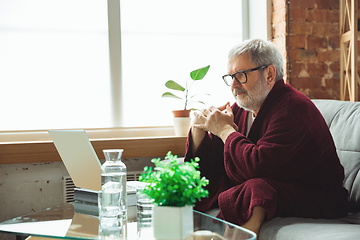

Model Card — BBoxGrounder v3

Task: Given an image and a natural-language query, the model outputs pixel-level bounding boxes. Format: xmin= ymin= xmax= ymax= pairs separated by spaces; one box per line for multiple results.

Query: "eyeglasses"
xmin=222 ymin=65 xmax=270 ymax=86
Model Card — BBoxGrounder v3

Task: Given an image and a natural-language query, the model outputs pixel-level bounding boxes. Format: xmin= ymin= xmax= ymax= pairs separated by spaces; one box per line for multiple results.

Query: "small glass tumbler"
xmin=99 ymin=217 xmax=127 ymax=239
xmin=136 ymin=186 xmax=154 ymax=231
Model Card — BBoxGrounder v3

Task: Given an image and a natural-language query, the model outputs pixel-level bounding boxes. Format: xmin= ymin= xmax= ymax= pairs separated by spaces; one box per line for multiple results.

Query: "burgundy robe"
xmin=185 ymin=80 xmax=348 ymax=226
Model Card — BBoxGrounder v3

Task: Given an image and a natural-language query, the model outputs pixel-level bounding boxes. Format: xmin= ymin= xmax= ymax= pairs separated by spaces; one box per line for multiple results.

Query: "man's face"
xmin=228 ymin=54 xmax=270 ymax=114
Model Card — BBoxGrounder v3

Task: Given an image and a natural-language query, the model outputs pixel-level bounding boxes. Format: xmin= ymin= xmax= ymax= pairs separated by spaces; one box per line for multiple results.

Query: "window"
xmin=120 ymin=0 xmax=245 ymax=127
xmin=0 ymin=0 xmax=111 ymax=131
xmin=0 ymin=0 xmax=267 ymax=133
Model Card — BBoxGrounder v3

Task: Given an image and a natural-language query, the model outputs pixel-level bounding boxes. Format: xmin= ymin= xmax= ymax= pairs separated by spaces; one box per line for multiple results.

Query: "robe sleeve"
xmin=185 ymin=129 xmax=233 ymax=212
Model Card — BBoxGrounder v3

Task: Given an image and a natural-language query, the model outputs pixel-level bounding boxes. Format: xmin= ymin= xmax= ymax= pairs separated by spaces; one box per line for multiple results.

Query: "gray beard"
xmin=233 ymin=78 xmax=270 ymax=113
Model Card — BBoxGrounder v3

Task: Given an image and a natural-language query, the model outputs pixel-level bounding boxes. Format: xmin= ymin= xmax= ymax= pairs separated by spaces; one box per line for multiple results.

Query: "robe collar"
xmin=247 ymin=79 xmax=289 ymax=142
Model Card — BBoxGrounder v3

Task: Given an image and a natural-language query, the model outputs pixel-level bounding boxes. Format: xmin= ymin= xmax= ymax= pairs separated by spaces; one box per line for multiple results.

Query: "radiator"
xmin=63 ymin=175 xmax=76 ymax=203
xmin=63 ymin=171 xmax=143 ymax=203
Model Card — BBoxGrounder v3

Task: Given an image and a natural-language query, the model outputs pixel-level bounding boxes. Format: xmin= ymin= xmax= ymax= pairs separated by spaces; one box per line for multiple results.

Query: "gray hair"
xmin=228 ymin=39 xmax=284 ymax=81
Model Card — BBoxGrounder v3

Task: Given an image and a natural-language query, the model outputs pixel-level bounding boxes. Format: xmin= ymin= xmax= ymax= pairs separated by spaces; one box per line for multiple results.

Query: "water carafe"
xmin=99 ymin=149 xmax=127 ymax=221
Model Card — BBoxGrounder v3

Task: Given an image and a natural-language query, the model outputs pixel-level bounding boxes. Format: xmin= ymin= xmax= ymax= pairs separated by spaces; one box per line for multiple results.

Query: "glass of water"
xmin=136 ymin=185 xmax=154 ymax=230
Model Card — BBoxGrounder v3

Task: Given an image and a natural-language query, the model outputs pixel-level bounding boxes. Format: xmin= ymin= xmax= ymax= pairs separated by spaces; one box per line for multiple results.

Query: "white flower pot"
xmin=173 ymin=117 xmax=191 ymax=137
xmin=153 ymin=205 xmax=194 ymax=240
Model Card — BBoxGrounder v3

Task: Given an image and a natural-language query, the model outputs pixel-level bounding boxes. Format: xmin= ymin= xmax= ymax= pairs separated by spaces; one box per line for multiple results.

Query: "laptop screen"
xmin=49 ymin=130 xmax=101 ymax=191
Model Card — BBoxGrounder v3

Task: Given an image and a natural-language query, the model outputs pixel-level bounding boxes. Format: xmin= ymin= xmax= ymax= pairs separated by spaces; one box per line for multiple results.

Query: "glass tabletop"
xmin=0 ymin=203 xmax=256 ymax=240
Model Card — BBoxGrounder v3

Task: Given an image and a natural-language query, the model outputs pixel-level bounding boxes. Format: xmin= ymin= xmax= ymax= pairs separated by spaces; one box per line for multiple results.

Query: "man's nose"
xmin=231 ymin=78 xmax=242 ymax=88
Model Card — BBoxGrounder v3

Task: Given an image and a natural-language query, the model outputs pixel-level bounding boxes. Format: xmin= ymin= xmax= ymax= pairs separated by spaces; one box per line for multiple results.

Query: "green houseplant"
xmin=162 ymin=65 xmax=210 ymax=113
xmin=139 ymin=151 xmax=209 ymax=239
xmin=162 ymin=65 xmax=210 ymax=136
xmin=139 ymin=151 xmax=209 ymax=206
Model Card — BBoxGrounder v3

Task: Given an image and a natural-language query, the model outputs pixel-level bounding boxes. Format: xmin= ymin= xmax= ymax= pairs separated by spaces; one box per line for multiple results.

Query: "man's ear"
xmin=266 ymin=64 xmax=276 ymax=85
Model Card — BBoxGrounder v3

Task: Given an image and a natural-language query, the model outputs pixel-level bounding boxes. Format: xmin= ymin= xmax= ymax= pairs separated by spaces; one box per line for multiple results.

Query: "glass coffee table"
xmin=0 ymin=203 xmax=256 ymax=240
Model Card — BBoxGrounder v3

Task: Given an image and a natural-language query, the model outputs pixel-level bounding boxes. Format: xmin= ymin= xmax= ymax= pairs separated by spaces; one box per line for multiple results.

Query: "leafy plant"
xmin=162 ymin=65 xmax=210 ymax=110
xmin=139 ymin=151 xmax=209 ymax=207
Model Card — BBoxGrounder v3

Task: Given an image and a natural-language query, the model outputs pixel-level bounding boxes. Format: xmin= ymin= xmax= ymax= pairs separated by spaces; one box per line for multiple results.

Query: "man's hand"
xmin=193 ymin=102 xmax=238 ymax=142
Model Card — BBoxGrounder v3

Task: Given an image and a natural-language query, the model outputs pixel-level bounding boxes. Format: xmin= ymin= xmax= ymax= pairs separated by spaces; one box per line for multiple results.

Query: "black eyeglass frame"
xmin=222 ymin=64 xmax=270 ymax=86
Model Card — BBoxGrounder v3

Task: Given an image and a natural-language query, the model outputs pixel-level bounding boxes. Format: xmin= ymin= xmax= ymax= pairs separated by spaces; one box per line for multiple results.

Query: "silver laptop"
xmin=48 ymin=130 xmax=101 ymax=191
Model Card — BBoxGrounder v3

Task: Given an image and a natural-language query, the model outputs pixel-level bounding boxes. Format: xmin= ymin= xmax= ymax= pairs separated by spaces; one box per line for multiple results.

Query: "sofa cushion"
xmin=312 ymin=100 xmax=360 ymax=212
xmin=260 ymin=212 xmax=360 ymax=240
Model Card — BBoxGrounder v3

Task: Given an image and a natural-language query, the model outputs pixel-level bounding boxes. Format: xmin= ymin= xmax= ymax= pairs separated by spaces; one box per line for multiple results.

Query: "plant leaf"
xmin=139 ymin=152 xmax=209 ymax=207
xmin=162 ymin=92 xmax=182 ymax=99
xmin=196 ymin=101 xmax=206 ymax=105
xmin=190 ymin=65 xmax=210 ymax=80
xmin=189 ymin=93 xmax=210 ymax=99
xmin=165 ymin=80 xmax=185 ymax=91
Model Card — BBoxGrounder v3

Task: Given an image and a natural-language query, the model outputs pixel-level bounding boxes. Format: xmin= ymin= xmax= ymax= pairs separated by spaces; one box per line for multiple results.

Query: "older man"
xmin=184 ymin=39 xmax=348 ymax=236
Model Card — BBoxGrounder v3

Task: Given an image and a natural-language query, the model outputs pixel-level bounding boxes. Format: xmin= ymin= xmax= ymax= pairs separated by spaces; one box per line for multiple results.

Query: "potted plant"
xmin=139 ymin=151 xmax=209 ymax=240
xmin=162 ymin=65 xmax=210 ymax=136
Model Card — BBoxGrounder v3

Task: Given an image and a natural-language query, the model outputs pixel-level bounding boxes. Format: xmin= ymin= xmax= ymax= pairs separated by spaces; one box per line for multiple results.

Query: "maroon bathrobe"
xmin=185 ymin=79 xmax=349 ymax=226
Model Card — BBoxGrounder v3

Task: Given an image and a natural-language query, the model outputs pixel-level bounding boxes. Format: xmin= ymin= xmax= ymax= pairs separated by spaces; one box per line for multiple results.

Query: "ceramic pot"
xmin=172 ymin=110 xmax=191 ymax=137
xmin=152 ymin=205 xmax=193 ymax=240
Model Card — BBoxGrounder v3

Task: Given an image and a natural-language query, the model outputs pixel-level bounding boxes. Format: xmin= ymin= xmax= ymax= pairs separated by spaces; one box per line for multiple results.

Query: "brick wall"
xmin=272 ymin=0 xmax=344 ymax=99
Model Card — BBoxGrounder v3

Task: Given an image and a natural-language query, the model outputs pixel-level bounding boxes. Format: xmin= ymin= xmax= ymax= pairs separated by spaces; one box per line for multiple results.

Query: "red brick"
xmin=313 ymin=24 xmax=339 ymax=37
xmin=307 ymin=36 xmax=328 ymax=49
xmin=290 ymin=61 xmax=307 ymax=77
xmin=269 ymin=0 xmax=341 ymax=101
xmin=326 ymin=11 xmax=339 ymax=23
xmin=317 ymin=50 xmax=340 ymax=62
xmin=324 ymin=78 xmax=340 ymax=90
xmin=307 ymin=62 xmax=328 ymax=77
xmin=290 ymin=22 xmax=314 ymax=35
xmin=289 ymin=49 xmax=317 ymax=61
xmin=308 ymin=88 xmax=339 ymax=99
xmin=281 ymin=51 xmax=288 ymax=70
xmin=329 ymin=62 xmax=340 ymax=76
xmin=316 ymin=0 xmax=339 ymax=10
xmin=290 ymin=8 xmax=307 ymax=21
xmin=289 ymin=35 xmax=306 ymax=48
xmin=307 ymin=10 xmax=324 ymax=22
xmin=296 ymin=88 xmax=311 ymax=97
xmin=290 ymin=0 xmax=316 ymax=9
xmin=329 ymin=36 xmax=340 ymax=49
xmin=292 ymin=77 xmax=323 ymax=89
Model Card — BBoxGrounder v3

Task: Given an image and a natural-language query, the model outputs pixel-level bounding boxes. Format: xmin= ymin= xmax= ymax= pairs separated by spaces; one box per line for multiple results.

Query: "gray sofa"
xmin=260 ymin=99 xmax=360 ymax=240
